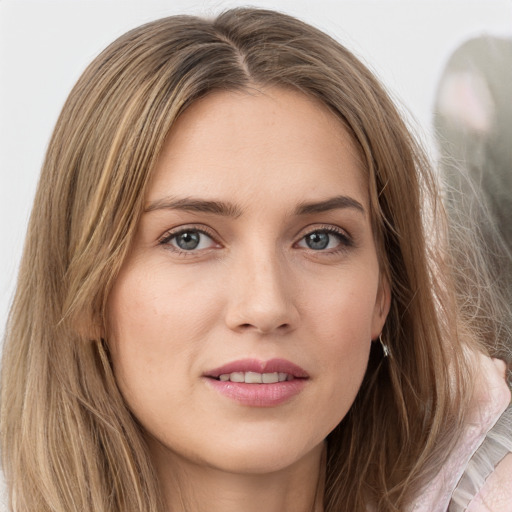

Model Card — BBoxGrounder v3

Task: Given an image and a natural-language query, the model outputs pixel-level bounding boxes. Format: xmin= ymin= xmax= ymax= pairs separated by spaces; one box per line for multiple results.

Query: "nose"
xmin=224 ymin=249 xmax=299 ymax=335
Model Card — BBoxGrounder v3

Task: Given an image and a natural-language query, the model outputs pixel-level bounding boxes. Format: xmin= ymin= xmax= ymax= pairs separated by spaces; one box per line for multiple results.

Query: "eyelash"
xmin=158 ymin=224 xmax=354 ymax=256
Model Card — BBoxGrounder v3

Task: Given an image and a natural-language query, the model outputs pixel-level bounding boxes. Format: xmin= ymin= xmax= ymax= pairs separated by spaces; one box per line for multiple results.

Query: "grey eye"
xmin=297 ymin=229 xmax=351 ymax=252
xmin=174 ymin=231 xmax=201 ymax=250
xmin=304 ymin=232 xmax=330 ymax=250
xmin=164 ymin=229 xmax=217 ymax=251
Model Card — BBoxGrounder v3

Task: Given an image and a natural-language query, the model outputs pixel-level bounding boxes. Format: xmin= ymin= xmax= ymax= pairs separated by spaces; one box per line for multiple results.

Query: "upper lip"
xmin=204 ymin=358 xmax=309 ymax=379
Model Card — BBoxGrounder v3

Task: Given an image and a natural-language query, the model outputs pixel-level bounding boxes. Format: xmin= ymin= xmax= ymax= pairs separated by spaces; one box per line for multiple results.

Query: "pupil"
xmin=177 ymin=232 xmax=200 ymax=250
xmin=307 ymin=232 xmax=329 ymax=250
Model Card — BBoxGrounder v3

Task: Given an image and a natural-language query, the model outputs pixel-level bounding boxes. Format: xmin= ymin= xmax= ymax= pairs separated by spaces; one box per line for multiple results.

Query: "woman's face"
xmin=107 ymin=87 xmax=389 ymax=475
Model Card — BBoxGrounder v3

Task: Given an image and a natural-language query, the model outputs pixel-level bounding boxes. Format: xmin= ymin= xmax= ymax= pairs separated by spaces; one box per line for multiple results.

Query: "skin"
xmin=107 ymin=87 xmax=390 ymax=512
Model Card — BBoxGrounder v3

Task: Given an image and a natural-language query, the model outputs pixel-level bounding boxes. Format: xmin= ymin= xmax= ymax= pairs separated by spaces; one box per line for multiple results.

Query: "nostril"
xmin=236 ymin=322 xmax=291 ymax=333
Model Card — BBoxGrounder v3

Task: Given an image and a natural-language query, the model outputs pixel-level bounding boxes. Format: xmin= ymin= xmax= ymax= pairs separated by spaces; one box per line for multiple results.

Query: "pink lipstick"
xmin=203 ymin=358 xmax=308 ymax=407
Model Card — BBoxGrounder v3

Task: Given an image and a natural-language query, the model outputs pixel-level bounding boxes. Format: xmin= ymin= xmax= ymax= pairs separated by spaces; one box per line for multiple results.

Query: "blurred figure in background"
xmin=434 ymin=35 xmax=512 ymax=362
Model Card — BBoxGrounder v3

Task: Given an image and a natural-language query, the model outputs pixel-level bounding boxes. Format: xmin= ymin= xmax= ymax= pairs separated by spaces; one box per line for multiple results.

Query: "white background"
xmin=1 ymin=0 xmax=511 ymax=337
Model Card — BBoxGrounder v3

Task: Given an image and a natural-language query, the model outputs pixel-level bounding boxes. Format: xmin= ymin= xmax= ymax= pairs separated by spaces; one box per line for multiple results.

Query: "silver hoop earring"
xmin=378 ymin=333 xmax=390 ymax=358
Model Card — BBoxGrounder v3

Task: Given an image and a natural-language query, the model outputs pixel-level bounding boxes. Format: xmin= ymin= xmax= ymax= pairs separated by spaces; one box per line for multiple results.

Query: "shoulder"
xmin=466 ymin=452 xmax=512 ymax=512
xmin=409 ymin=354 xmax=511 ymax=512
xmin=453 ymin=356 xmax=512 ymax=512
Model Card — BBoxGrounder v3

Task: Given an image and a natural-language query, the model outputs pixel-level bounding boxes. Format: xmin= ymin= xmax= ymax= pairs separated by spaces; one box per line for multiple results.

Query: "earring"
xmin=378 ymin=333 xmax=390 ymax=358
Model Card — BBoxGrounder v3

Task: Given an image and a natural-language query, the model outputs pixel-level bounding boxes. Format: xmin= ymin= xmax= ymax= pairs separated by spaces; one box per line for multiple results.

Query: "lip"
xmin=203 ymin=358 xmax=309 ymax=407
xmin=204 ymin=358 xmax=309 ymax=379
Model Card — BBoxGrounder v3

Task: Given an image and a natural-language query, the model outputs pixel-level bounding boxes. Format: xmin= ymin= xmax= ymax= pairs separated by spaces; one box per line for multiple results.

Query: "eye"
xmin=296 ymin=228 xmax=352 ymax=251
xmin=160 ymin=228 xmax=218 ymax=252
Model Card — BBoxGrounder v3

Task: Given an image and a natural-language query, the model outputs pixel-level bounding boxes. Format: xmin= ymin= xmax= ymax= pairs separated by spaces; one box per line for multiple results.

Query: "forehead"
xmin=148 ymin=87 xmax=368 ymax=210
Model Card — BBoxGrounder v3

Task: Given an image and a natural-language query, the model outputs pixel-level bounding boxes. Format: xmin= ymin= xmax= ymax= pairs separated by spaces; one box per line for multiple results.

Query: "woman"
xmin=1 ymin=8 xmax=510 ymax=512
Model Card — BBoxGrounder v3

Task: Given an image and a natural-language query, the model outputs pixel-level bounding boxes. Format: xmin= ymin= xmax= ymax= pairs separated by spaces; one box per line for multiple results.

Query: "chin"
xmin=196 ymin=433 xmax=323 ymax=475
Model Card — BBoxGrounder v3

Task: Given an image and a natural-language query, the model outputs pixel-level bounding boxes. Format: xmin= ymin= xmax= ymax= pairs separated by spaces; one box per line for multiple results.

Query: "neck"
xmin=148 ymin=440 xmax=326 ymax=512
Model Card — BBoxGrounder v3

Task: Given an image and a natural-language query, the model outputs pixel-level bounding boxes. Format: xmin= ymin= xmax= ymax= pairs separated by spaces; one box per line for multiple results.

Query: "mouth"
xmin=216 ymin=371 xmax=294 ymax=383
xmin=203 ymin=358 xmax=309 ymax=407
xmin=204 ymin=358 xmax=309 ymax=382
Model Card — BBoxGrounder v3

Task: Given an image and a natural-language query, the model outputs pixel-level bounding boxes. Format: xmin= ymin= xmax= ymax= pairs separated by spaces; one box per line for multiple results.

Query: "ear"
xmin=371 ymin=275 xmax=391 ymax=340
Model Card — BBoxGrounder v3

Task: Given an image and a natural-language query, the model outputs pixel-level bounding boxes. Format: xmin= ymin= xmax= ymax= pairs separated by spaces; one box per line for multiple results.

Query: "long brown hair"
xmin=0 ymin=8 xmax=494 ymax=511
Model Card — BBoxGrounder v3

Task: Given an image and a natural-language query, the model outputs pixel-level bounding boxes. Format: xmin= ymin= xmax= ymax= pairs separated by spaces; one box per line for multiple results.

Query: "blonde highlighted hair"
xmin=1 ymin=8 xmax=502 ymax=511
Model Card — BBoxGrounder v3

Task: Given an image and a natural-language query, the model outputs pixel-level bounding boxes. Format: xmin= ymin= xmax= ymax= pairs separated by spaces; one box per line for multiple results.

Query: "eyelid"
xmin=296 ymin=223 xmax=352 ymax=240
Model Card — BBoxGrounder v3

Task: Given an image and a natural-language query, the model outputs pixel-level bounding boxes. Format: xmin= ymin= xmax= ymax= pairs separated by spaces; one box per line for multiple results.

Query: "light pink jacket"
xmin=410 ymin=356 xmax=512 ymax=512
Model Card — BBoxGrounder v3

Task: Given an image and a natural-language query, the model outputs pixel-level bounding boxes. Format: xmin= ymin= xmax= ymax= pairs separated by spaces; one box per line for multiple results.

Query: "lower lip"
xmin=205 ymin=378 xmax=307 ymax=407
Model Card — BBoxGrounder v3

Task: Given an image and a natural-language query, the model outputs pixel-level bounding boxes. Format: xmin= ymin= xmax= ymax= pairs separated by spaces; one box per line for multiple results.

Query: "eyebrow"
xmin=144 ymin=194 xmax=365 ymax=217
xmin=144 ymin=196 xmax=243 ymax=217
xmin=294 ymin=195 xmax=365 ymax=216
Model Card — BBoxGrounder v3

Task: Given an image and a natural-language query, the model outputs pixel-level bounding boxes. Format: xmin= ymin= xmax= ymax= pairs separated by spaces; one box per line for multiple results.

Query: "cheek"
xmin=108 ymin=260 xmax=220 ymax=345
xmin=309 ymin=269 xmax=378 ymax=351
xmin=319 ymin=298 xmax=372 ymax=387
xmin=305 ymin=272 xmax=378 ymax=420
xmin=105 ymin=262 xmax=223 ymax=406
